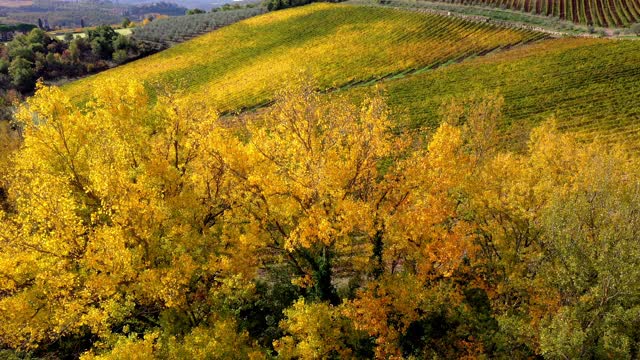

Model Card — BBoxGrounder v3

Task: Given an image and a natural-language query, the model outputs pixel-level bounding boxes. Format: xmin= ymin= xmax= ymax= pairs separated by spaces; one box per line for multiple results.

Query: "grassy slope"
xmin=349 ymin=37 xmax=640 ymax=146
xmin=63 ymin=3 xmax=544 ymax=113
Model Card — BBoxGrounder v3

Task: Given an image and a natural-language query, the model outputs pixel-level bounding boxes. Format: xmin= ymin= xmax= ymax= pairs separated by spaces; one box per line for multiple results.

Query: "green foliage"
xmin=632 ymin=23 xmax=640 ymax=35
xmin=25 ymin=29 xmax=49 ymax=47
xmin=7 ymin=47 xmax=34 ymax=62
xmin=8 ymin=57 xmax=35 ymax=91
xmin=186 ymin=8 xmax=206 ymax=15
xmin=538 ymin=161 xmax=640 ymax=358
xmin=264 ymin=0 xmax=315 ymax=11
xmin=112 ymin=49 xmax=128 ymax=64
xmin=0 ymin=23 xmax=138 ymax=95
xmin=87 ymin=25 xmax=119 ymax=60
xmin=90 ymin=38 xmax=112 ymax=60
xmin=68 ymin=38 xmax=84 ymax=62
xmin=0 ymin=59 xmax=9 ymax=74
xmin=112 ymin=35 xmax=131 ymax=51
xmin=121 ymin=18 xmax=132 ymax=29
xmin=239 ymin=266 xmax=304 ymax=349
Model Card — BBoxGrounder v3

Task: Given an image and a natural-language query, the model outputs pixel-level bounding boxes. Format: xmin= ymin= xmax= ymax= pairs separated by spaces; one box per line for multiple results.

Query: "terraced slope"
xmin=430 ymin=0 xmax=640 ymax=27
xmin=63 ymin=3 xmax=545 ymax=113
xmin=352 ymin=38 xmax=640 ymax=147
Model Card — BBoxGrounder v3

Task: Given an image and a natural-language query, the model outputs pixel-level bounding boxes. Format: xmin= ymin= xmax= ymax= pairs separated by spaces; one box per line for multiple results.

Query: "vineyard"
xmin=350 ymin=37 xmax=640 ymax=147
xmin=64 ymin=3 xmax=546 ymax=113
xmin=430 ymin=0 xmax=640 ymax=27
xmin=131 ymin=8 xmax=267 ymax=48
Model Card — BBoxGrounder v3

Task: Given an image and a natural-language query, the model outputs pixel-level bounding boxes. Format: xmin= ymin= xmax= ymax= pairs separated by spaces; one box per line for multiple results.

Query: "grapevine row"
xmin=431 ymin=0 xmax=640 ymax=26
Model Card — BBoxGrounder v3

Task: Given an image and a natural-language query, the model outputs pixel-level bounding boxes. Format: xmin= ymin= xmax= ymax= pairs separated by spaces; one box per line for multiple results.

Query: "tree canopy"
xmin=0 ymin=79 xmax=639 ymax=358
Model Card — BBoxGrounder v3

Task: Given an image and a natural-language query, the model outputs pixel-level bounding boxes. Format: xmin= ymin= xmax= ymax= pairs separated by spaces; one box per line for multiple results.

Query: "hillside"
xmin=64 ymin=3 xmax=640 ymax=147
xmin=63 ymin=3 xmax=546 ymax=113
xmin=348 ymin=37 xmax=640 ymax=147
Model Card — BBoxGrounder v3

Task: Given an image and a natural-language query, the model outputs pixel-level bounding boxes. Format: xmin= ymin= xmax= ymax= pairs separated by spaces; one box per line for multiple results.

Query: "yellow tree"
xmin=214 ymin=83 xmax=479 ymax=357
xmin=341 ymin=120 xmax=480 ymax=358
xmin=0 ymin=81 xmax=258 ymax=355
xmin=464 ymin=120 xmax=640 ymax=357
xmin=215 ymin=81 xmax=411 ymax=303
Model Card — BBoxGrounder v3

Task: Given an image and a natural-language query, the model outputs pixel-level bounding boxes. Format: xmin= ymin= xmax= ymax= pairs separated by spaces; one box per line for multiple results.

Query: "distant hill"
xmin=0 ymin=1 xmax=32 ymax=8
xmin=131 ymin=7 xmax=266 ymax=49
xmin=118 ymin=0 xmax=241 ymax=11
xmin=0 ymin=1 xmax=188 ymax=28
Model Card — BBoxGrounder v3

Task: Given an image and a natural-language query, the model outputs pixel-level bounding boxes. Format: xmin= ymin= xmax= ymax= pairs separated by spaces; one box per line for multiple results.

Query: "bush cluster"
xmin=0 ymin=26 xmax=138 ymax=92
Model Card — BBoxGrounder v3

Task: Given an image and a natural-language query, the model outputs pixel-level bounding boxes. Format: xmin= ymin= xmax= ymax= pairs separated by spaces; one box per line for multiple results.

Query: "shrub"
xmin=112 ymin=49 xmax=128 ymax=64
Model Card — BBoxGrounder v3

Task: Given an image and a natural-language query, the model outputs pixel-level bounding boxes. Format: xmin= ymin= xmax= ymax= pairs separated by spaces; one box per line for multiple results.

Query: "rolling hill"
xmin=63 ymin=3 xmax=640 ymax=148
xmin=63 ymin=3 xmax=545 ymax=112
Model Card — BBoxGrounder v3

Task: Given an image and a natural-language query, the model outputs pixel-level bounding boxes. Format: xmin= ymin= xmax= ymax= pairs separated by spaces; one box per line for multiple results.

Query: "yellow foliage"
xmin=0 ymin=79 xmax=254 ymax=350
xmin=163 ymin=319 xmax=265 ymax=360
xmin=81 ymin=332 xmax=158 ymax=360
xmin=274 ymin=299 xmax=355 ymax=359
xmin=2 ymin=74 xmax=637 ymax=359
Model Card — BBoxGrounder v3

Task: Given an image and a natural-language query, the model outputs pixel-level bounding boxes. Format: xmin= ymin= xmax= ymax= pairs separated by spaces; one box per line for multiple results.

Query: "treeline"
xmin=0 ymin=26 xmax=139 ymax=94
xmin=264 ymin=0 xmax=317 ymax=11
xmin=132 ymin=8 xmax=266 ymax=47
xmin=264 ymin=0 xmax=343 ymax=12
xmin=127 ymin=2 xmax=188 ymax=17
xmin=0 ymin=79 xmax=639 ymax=359
xmin=0 ymin=23 xmax=37 ymax=42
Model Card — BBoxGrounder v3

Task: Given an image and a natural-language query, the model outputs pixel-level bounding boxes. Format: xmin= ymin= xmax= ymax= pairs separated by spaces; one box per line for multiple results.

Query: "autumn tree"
xmin=215 ymin=82 xmax=410 ymax=304
xmin=2 ymin=77 xmax=640 ymax=359
xmin=0 ymin=80 xmax=260 ymax=357
xmin=532 ymin=129 xmax=640 ymax=359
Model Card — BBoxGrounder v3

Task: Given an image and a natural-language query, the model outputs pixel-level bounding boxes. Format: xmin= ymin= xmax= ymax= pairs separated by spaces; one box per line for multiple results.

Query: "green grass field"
xmin=63 ymin=3 xmax=545 ymax=112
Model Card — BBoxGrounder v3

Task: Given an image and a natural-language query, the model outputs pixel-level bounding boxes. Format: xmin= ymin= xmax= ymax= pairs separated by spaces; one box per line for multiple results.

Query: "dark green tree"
xmin=87 ymin=25 xmax=119 ymax=60
xmin=8 ymin=57 xmax=35 ymax=91
xmin=186 ymin=8 xmax=206 ymax=15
